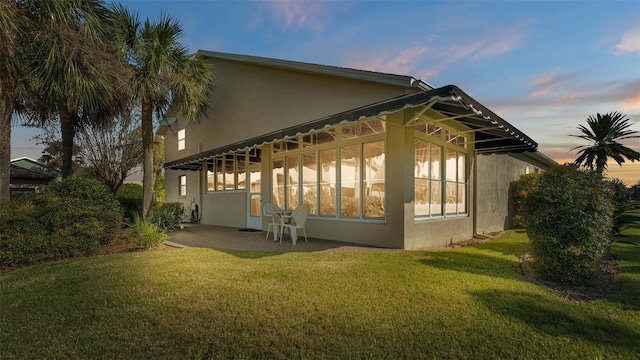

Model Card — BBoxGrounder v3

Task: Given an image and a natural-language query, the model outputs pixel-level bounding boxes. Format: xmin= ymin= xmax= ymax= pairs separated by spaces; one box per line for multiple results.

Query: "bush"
xmin=129 ymin=214 xmax=168 ymax=250
xmin=116 ymin=183 xmax=143 ymax=221
xmin=521 ymin=165 xmax=613 ymax=285
xmin=514 ymin=173 xmax=542 ymax=227
xmin=0 ymin=193 xmax=122 ymax=267
xmin=49 ymin=176 xmax=122 ymax=214
xmin=152 ymin=202 xmax=185 ymax=231
xmin=607 ymin=178 xmax=632 ymax=234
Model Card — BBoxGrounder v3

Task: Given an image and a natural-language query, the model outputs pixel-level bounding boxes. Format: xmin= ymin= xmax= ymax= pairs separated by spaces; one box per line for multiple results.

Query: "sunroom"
xmin=164 ymin=85 xmax=538 ymax=249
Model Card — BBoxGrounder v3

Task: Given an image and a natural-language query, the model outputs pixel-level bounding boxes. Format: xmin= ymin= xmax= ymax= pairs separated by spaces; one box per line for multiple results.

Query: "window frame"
xmin=177 ymin=129 xmax=186 ymax=151
xmin=271 ymin=119 xmax=387 ymax=222
xmin=414 ymin=120 xmax=469 ymax=220
xmin=178 ymin=175 xmax=187 ymax=197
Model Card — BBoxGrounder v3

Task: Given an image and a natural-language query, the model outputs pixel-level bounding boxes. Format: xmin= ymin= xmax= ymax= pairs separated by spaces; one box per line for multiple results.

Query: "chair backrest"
xmin=291 ymin=204 xmax=310 ymax=228
xmin=263 ymin=203 xmax=281 ymax=217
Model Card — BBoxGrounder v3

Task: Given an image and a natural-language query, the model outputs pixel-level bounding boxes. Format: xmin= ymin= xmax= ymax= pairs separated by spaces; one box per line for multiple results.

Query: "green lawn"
xmin=1 ymin=229 xmax=639 ymax=359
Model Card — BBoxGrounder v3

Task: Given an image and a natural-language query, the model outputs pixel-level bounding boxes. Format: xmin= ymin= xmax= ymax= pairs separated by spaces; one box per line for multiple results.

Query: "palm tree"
xmin=571 ymin=112 xmax=640 ymax=173
xmin=0 ymin=0 xmax=24 ymax=201
xmin=112 ymin=5 xmax=213 ymax=218
xmin=22 ymin=0 xmax=129 ymax=178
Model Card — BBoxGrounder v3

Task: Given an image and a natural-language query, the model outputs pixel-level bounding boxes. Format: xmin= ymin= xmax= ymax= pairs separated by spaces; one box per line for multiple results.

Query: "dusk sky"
xmin=11 ymin=0 xmax=640 ymax=184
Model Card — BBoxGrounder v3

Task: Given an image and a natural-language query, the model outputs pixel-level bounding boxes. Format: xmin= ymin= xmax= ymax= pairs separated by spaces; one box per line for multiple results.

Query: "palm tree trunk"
xmin=59 ymin=105 xmax=75 ymax=178
xmin=141 ymin=99 xmax=155 ymax=219
xmin=0 ymin=94 xmax=12 ymax=202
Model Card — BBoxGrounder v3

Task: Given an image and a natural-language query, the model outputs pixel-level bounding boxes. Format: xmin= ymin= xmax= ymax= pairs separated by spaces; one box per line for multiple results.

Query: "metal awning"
xmin=165 ymin=85 xmax=538 ymax=171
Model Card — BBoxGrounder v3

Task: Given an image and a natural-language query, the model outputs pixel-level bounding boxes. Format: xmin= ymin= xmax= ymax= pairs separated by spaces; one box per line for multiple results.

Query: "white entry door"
xmin=246 ymin=164 xmax=262 ymax=229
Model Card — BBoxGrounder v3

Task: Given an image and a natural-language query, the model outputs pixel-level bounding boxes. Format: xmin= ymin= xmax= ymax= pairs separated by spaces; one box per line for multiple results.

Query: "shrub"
xmin=116 ymin=183 xmax=143 ymax=221
xmin=514 ymin=172 xmax=542 ymax=227
xmin=49 ymin=175 xmax=122 ymax=214
xmin=129 ymin=214 xmax=168 ymax=250
xmin=521 ymin=165 xmax=613 ymax=285
xmin=0 ymin=194 xmax=122 ymax=267
xmin=152 ymin=202 xmax=185 ymax=231
xmin=607 ymin=178 xmax=632 ymax=234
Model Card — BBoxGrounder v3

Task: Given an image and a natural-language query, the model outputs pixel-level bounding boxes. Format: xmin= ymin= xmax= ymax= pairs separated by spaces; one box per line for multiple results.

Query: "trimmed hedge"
xmin=0 ymin=194 xmax=122 ymax=267
xmin=521 ymin=165 xmax=613 ymax=285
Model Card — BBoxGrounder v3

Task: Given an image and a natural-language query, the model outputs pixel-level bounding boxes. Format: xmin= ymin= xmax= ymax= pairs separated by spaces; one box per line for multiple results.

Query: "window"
xmin=271 ymin=119 xmax=386 ymax=221
xmin=177 ymin=129 xmax=186 ymax=151
xmin=414 ymin=119 xmax=467 ymax=219
xmin=179 ymin=175 xmax=187 ymax=197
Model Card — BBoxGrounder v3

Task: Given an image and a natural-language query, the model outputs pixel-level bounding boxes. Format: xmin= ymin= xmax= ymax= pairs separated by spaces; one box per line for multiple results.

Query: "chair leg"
xmin=303 ymin=228 xmax=308 ymax=242
xmin=291 ymin=228 xmax=298 ymax=245
xmin=266 ymin=224 xmax=271 ymax=240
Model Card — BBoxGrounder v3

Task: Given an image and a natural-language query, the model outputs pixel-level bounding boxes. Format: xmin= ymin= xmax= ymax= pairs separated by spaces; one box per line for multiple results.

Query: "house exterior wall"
xmin=164 ymin=57 xmax=417 ymax=165
xmin=475 ymin=153 xmax=546 ymax=235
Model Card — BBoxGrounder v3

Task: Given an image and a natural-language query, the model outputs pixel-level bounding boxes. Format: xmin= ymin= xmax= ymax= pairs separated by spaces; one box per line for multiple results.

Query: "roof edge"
xmin=196 ymin=50 xmax=433 ymax=90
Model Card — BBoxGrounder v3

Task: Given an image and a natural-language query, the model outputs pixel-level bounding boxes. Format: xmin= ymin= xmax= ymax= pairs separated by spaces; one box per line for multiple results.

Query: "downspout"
xmin=472 ymin=151 xmax=478 ymax=238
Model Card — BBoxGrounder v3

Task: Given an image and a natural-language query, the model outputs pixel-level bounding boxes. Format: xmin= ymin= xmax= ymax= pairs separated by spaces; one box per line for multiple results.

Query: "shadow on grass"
xmin=418 ymin=251 xmax=522 ymax=280
xmin=471 ymin=289 xmax=640 ymax=350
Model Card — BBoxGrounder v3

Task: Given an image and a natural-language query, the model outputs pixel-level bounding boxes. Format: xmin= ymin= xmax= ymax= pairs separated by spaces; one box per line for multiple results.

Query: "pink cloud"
xmin=347 ymin=42 xmax=431 ymax=76
xmin=267 ymin=0 xmax=328 ymax=31
xmin=613 ymin=28 xmax=640 ymax=54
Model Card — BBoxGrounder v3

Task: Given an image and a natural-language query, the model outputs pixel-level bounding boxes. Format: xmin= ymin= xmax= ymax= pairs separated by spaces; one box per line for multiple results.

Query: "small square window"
xmin=178 ymin=129 xmax=186 ymax=151
xmin=179 ymin=175 xmax=187 ymax=196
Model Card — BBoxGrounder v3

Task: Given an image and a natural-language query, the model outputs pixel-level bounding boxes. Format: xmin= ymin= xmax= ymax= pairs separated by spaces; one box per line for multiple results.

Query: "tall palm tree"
xmin=0 ymin=0 xmax=24 ymax=201
xmin=112 ymin=5 xmax=213 ymax=219
xmin=22 ymin=0 xmax=129 ymax=178
xmin=571 ymin=112 xmax=640 ymax=173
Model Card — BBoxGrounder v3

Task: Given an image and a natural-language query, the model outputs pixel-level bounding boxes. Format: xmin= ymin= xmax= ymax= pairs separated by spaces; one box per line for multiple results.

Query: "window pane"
xmin=446 ymin=181 xmax=457 ymax=215
xmin=445 ymin=149 xmax=457 ymax=181
xmin=414 ymin=119 xmax=427 ymax=135
xmin=215 ymin=157 xmax=223 ymax=191
xmin=430 ymin=145 xmax=441 ymax=180
xmin=458 ymin=152 xmax=466 ymax=183
xmin=250 ymin=168 xmax=260 ymax=192
xmin=286 ymin=155 xmax=299 ymax=210
xmin=415 ymin=140 xmax=429 ymax=178
xmin=319 ymin=149 xmax=336 ymax=216
xmin=179 ymin=175 xmax=187 ymax=196
xmin=302 ymin=153 xmax=317 ymax=215
xmin=342 ymin=119 xmax=386 ymax=139
xmin=415 ymin=178 xmax=429 ymax=217
xmin=430 ymin=180 xmax=442 ymax=216
xmin=207 ymin=170 xmax=214 ymax=192
xmin=236 ymin=154 xmax=246 ymax=190
xmin=364 ymin=141 xmax=384 ymax=218
xmin=272 ymin=158 xmax=284 ymax=208
xmin=458 ymin=183 xmax=467 ymax=214
xmin=178 ymin=129 xmax=185 ymax=150
xmin=224 ymin=155 xmax=235 ymax=190
xmin=250 ymin=194 xmax=261 ymax=217
xmin=428 ymin=123 xmax=441 ymax=139
xmin=341 ymin=145 xmax=360 ymax=217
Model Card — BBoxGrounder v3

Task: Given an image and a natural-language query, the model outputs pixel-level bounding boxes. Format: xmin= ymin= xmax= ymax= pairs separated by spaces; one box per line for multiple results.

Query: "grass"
xmin=1 ymin=228 xmax=639 ymax=359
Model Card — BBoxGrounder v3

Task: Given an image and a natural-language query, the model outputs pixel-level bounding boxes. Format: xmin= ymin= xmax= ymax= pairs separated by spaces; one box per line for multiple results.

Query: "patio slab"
xmin=166 ymin=223 xmax=397 ymax=253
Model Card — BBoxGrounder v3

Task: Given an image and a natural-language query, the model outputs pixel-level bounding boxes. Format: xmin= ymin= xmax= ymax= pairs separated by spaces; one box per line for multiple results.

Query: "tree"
xmin=77 ymin=110 xmax=144 ymax=194
xmin=21 ymin=0 xmax=130 ymax=179
xmin=112 ymin=5 xmax=213 ymax=218
xmin=0 ymin=0 xmax=24 ymax=201
xmin=571 ymin=112 xmax=640 ymax=173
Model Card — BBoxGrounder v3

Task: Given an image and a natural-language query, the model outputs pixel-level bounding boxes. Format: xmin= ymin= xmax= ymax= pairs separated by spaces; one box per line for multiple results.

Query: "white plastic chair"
xmin=263 ymin=203 xmax=282 ymax=241
xmin=280 ymin=204 xmax=310 ymax=245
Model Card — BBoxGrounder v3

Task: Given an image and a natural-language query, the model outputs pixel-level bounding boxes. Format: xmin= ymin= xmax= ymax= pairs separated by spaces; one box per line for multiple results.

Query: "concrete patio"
xmin=166 ymin=223 xmax=397 ymax=253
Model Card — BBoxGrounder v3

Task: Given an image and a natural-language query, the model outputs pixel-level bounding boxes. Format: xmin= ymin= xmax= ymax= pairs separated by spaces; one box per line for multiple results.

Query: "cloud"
xmin=266 ymin=0 xmax=329 ymax=31
xmin=343 ymin=22 xmax=525 ymax=82
xmin=347 ymin=40 xmax=433 ymax=77
xmin=613 ymin=27 xmax=640 ymax=54
xmin=530 ymin=70 xmax=580 ymax=96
